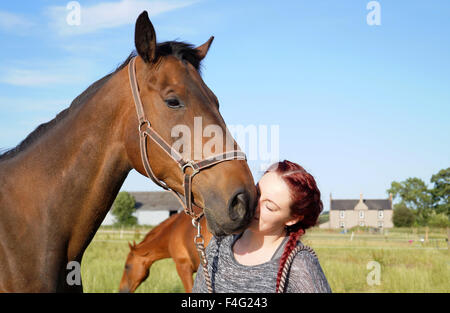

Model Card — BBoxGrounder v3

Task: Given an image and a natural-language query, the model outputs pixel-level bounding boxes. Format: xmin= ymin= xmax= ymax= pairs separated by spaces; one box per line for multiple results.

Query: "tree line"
xmin=389 ymin=167 xmax=449 ymax=227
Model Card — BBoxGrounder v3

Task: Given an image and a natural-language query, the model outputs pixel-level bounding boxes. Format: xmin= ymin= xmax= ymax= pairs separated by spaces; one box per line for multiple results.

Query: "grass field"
xmin=81 ymin=226 xmax=449 ymax=293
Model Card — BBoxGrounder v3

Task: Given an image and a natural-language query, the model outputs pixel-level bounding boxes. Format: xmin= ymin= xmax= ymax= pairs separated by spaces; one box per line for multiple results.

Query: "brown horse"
xmin=119 ymin=211 xmax=212 ymax=293
xmin=0 ymin=11 xmax=256 ymax=292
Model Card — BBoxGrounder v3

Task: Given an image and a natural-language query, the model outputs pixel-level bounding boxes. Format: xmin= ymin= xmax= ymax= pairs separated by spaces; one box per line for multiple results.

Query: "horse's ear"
xmin=135 ymin=11 xmax=157 ymax=63
xmin=128 ymin=242 xmax=133 ymax=250
xmin=195 ymin=36 xmax=214 ymax=60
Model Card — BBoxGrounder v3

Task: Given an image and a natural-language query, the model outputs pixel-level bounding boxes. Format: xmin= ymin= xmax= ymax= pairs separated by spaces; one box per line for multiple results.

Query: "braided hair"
xmin=263 ymin=160 xmax=323 ymax=292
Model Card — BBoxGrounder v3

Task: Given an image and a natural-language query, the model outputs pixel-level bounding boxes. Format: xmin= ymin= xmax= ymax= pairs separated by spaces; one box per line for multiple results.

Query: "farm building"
xmin=103 ymin=191 xmax=183 ymax=226
xmin=319 ymin=193 xmax=393 ymax=229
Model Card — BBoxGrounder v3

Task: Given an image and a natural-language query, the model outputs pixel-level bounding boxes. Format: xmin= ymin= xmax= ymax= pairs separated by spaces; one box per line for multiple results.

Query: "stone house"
xmin=320 ymin=193 xmax=393 ymax=229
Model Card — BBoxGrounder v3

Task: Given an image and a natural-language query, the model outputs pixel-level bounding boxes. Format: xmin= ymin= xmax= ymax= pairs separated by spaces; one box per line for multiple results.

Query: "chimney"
xmin=389 ymin=193 xmax=393 ymax=209
xmin=359 ymin=192 xmax=363 ymax=202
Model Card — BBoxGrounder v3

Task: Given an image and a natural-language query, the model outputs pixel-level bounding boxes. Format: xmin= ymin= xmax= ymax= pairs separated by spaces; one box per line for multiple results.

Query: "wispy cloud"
xmin=0 ymin=10 xmax=34 ymax=33
xmin=0 ymin=58 xmax=96 ymax=87
xmin=0 ymin=97 xmax=70 ymax=113
xmin=0 ymin=68 xmax=80 ymax=87
xmin=46 ymin=0 xmax=200 ymax=36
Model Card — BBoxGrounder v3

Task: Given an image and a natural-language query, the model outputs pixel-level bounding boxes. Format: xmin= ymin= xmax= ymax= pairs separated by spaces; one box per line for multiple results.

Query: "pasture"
xmin=81 ymin=226 xmax=449 ymax=293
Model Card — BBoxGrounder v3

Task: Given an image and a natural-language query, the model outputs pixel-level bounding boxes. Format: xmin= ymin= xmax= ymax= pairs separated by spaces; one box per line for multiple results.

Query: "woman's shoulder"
xmin=291 ymin=242 xmax=320 ymax=268
xmin=286 ymin=243 xmax=331 ymax=293
xmin=294 ymin=241 xmax=318 ymax=258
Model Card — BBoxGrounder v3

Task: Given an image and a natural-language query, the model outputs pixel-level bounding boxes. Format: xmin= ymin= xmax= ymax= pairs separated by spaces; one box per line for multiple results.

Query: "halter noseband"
xmin=127 ymin=56 xmax=247 ymax=221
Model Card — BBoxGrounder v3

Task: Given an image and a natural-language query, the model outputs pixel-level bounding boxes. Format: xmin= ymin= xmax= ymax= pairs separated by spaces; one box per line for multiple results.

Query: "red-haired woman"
xmin=193 ymin=160 xmax=331 ymax=293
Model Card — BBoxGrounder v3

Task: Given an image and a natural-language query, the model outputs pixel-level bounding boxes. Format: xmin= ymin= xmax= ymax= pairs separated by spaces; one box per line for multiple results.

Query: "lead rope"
xmin=192 ymin=218 xmax=213 ymax=293
xmin=276 ymin=243 xmax=318 ymax=293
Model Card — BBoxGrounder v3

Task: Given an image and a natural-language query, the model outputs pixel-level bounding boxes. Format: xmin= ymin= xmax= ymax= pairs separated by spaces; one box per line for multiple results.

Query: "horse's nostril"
xmin=228 ymin=192 xmax=248 ymax=221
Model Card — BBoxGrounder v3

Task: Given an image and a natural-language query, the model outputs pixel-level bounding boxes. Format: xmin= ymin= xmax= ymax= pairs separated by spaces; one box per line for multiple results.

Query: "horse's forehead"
xmin=156 ymin=56 xmax=204 ymax=88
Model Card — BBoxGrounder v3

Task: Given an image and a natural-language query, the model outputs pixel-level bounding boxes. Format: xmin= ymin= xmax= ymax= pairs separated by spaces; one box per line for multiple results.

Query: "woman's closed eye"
xmin=264 ymin=202 xmax=275 ymax=212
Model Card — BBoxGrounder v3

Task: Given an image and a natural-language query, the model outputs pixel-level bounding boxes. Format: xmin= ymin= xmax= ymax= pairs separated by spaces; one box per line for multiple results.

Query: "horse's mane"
xmin=0 ymin=41 xmax=202 ymax=162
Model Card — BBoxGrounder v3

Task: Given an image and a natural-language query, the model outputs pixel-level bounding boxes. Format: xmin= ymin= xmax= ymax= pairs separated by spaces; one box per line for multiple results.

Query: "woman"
xmin=192 ymin=160 xmax=331 ymax=293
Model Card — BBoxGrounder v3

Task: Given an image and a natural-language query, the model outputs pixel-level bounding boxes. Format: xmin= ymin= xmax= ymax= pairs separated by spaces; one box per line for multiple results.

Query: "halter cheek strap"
xmin=127 ymin=56 xmax=247 ymax=221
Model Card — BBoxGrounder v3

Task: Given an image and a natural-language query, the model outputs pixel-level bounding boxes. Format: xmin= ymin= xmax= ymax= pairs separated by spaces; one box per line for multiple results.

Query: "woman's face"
xmin=249 ymin=171 xmax=301 ymax=234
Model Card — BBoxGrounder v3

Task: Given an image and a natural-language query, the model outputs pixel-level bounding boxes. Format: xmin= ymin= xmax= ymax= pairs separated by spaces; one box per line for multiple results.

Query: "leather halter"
xmin=127 ymin=56 xmax=247 ymax=221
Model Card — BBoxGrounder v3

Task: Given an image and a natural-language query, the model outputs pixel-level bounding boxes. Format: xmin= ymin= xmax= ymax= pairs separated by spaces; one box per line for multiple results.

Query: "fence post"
xmin=425 ymin=226 xmax=429 ymax=243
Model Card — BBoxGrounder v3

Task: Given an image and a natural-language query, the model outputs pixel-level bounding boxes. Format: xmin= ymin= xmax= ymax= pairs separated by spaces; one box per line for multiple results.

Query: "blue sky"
xmin=0 ymin=0 xmax=449 ymax=212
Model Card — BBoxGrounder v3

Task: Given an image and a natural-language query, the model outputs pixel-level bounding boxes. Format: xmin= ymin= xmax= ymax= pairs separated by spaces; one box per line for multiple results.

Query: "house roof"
xmin=330 ymin=199 xmax=392 ymax=210
xmin=128 ymin=191 xmax=182 ymax=211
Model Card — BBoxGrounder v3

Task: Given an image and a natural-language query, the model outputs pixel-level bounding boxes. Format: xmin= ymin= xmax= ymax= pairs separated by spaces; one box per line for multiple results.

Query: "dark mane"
xmin=0 ymin=41 xmax=202 ymax=161
xmin=155 ymin=41 xmax=203 ymax=72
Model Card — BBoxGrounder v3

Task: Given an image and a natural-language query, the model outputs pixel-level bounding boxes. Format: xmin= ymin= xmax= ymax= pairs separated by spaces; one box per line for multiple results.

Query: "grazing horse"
xmin=0 ymin=11 xmax=256 ymax=292
xmin=119 ymin=211 xmax=212 ymax=293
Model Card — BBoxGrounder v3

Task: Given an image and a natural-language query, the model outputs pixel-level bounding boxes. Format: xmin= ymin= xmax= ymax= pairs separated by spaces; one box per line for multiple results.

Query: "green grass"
xmin=81 ymin=226 xmax=450 ymax=293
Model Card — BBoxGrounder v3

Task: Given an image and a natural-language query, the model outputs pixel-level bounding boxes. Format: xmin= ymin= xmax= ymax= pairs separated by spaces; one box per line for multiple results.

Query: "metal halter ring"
xmin=182 ymin=160 xmax=199 ymax=176
xmin=138 ymin=120 xmax=151 ymax=132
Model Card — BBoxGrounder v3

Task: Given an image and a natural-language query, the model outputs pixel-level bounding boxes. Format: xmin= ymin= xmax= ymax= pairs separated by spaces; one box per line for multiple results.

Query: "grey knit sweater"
xmin=192 ymin=233 xmax=332 ymax=293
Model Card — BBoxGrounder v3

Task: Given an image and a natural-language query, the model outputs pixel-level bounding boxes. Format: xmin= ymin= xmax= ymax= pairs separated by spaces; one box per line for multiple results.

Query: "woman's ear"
xmin=285 ymin=215 xmax=304 ymax=227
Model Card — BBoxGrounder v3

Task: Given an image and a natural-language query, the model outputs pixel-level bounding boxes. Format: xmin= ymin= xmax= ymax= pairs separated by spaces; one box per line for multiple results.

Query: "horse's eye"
xmin=165 ymin=98 xmax=183 ymax=108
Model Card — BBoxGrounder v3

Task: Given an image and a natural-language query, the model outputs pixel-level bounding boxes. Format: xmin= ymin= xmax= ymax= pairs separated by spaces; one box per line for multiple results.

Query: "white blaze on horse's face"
xmin=130 ymin=11 xmax=257 ymax=236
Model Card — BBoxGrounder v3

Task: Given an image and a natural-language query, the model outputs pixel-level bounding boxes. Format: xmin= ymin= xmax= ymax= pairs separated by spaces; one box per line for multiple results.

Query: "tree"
xmin=430 ymin=167 xmax=450 ymax=217
xmin=392 ymin=203 xmax=415 ymax=227
xmin=318 ymin=211 xmax=329 ymax=225
xmin=111 ymin=191 xmax=137 ymax=227
xmin=427 ymin=212 xmax=450 ymax=228
xmin=388 ymin=178 xmax=433 ymax=226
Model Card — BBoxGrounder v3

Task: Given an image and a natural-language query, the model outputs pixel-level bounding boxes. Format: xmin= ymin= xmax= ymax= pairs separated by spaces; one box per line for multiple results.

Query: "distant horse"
xmin=0 ymin=11 xmax=256 ymax=292
xmin=119 ymin=211 xmax=212 ymax=293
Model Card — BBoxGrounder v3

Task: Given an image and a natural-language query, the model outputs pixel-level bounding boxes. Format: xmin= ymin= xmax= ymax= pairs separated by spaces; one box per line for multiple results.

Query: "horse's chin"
xmin=203 ymin=209 xmax=249 ymax=237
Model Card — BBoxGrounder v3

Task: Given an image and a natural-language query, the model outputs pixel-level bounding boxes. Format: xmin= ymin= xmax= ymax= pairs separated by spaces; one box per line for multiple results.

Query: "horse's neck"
xmin=4 ymin=70 xmax=133 ymax=259
xmin=137 ymin=215 xmax=178 ymax=258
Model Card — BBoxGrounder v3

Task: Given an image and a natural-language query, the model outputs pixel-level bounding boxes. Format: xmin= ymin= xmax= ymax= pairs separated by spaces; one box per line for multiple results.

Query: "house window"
xmin=340 ymin=210 xmax=345 ymax=219
xmin=378 ymin=221 xmax=383 ymax=228
xmin=359 ymin=211 xmax=364 ymax=219
xmin=359 ymin=221 xmax=365 ymax=227
xmin=340 ymin=221 xmax=345 ymax=228
xmin=378 ymin=210 xmax=384 ymax=219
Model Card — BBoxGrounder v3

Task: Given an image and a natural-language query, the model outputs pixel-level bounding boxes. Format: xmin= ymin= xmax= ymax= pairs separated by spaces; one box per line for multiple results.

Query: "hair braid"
xmin=275 ymin=227 xmax=305 ymax=292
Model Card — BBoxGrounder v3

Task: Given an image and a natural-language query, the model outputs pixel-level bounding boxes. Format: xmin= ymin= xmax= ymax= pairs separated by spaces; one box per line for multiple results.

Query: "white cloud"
xmin=0 ymin=10 xmax=34 ymax=33
xmin=46 ymin=0 xmax=200 ymax=36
